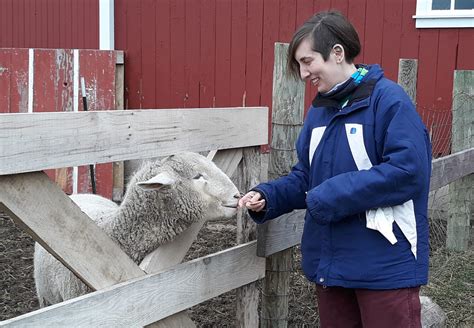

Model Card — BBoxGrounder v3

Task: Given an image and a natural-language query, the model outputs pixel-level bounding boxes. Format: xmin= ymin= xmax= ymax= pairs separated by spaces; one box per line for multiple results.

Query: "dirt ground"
xmin=0 ymin=212 xmax=318 ymax=326
xmin=1 ymin=211 xmax=471 ymax=327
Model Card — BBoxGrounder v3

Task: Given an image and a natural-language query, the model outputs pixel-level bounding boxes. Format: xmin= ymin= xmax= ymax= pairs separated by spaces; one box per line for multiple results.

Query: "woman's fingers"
xmin=238 ymin=191 xmax=264 ymax=211
xmin=248 ymin=199 xmax=265 ymax=212
xmin=238 ymin=192 xmax=254 ymax=208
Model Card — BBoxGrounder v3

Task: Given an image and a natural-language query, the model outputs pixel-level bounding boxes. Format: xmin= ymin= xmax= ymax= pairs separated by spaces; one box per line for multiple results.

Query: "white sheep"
xmin=34 ymin=152 xmax=240 ymax=306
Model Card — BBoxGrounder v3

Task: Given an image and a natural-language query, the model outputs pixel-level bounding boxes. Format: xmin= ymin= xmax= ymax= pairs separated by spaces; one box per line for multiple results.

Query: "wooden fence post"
xmin=398 ymin=59 xmax=418 ymax=105
xmin=260 ymin=42 xmax=305 ymax=328
xmin=113 ymin=53 xmax=125 ymax=202
xmin=447 ymin=70 xmax=473 ymax=251
xmin=235 ymin=147 xmax=269 ymax=327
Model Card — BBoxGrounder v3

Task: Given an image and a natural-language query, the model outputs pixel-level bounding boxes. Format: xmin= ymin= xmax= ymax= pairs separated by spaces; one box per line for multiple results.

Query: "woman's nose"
xmin=300 ymin=67 xmax=310 ymax=80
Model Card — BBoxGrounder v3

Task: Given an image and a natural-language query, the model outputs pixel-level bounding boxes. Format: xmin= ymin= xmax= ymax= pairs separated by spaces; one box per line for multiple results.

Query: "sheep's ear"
xmin=137 ymin=172 xmax=175 ymax=190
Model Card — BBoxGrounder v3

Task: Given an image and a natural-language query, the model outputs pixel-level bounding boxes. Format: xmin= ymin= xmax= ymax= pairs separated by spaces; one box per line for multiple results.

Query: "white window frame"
xmin=413 ymin=0 xmax=474 ymax=28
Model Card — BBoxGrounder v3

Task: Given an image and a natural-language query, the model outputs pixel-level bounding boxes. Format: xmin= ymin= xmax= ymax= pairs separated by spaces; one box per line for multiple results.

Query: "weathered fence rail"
xmin=1 ymin=242 xmax=264 ymax=327
xmin=0 ymin=108 xmax=267 ymax=175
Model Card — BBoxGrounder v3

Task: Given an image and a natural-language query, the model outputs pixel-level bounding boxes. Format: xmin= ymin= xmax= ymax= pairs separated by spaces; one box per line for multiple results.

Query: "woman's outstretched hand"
xmin=238 ymin=191 xmax=266 ymax=212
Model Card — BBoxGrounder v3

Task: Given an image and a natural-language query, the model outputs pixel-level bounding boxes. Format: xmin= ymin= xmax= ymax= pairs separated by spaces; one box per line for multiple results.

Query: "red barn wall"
xmin=114 ymin=0 xmax=473 ymax=156
xmin=0 ymin=48 xmax=119 ymax=199
xmin=1 ymin=0 xmax=473 ymax=156
xmin=0 ymin=0 xmax=99 ymax=49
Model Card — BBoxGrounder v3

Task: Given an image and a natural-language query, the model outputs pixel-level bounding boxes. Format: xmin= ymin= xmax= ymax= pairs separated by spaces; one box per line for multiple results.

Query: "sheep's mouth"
xmin=222 ymin=203 xmax=238 ymax=209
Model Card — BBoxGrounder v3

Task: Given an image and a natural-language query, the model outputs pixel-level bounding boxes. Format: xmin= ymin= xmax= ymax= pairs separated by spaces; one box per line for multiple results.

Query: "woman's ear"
xmin=333 ymin=44 xmax=345 ymax=63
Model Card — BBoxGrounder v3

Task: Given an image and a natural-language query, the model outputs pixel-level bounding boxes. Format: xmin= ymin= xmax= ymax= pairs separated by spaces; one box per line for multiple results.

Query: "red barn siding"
xmin=0 ymin=48 xmax=119 ymax=198
xmin=114 ymin=0 xmax=473 ymax=157
xmin=0 ymin=0 xmax=99 ymax=49
xmin=0 ymin=0 xmax=473 ymax=157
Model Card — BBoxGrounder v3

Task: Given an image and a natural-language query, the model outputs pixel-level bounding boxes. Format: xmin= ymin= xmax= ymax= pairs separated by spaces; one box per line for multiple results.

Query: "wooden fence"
xmin=1 ymin=44 xmax=472 ymax=327
xmin=0 ymin=107 xmax=269 ymax=327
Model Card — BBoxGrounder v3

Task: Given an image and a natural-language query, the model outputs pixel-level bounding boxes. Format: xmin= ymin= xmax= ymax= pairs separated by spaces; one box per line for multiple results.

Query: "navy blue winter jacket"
xmin=251 ymin=65 xmax=432 ymax=289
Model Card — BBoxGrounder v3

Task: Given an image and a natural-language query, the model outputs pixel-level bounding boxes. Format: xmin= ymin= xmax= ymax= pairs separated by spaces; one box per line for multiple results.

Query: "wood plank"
xmin=8 ymin=49 xmax=28 ymax=113
xmin=89 ymin=0 xmax=99 ymax=48
xmin=155 ymin=0 xmax=171 ymax=108
xmin=141 ymin=0 xmax=157 ymax=108
xmin=381 ymin=0 xmax=402 ymax=81
xmin=331 ymin=0 xmax=349 ymax=17
xmin=51 ymin=0 xmax=61 ymax=48
xmin=215 ymin=0 xmax=232 ymax=107
xmin=296 ymin=0 xmax=313 ymax=28
xmin=71 ymin=0 xmax=80 ymax=48
xmin=430 ymin=148 xmax=474 ymax=191
xmin=33 ymin=49 xmax=57 ymax=113
xmin=279 ymin=0 xmax=296 ymax=41
xmin=260 ymin=0 xmax=280 ymax=133
xmin=14 ymin=0 xmax=24 ymax=47
xmin=169 ymin=0 xmax=186 ymax=107
xmin=456 ymin=30 xmax=474 ymax=70
xmin=113 ymin=60 xmax=125 ymax=202
xmin=400 ymin=0 xmax=419 ymax=59
xmin=235 ymin=148 xmax=268 ymax=327
xmin=257 ymin=210 xmax=305 ymax=257
xmin=0 ymin=107 xmax=269 ymax=175
xmin=0 ymin=50 xmax=12 ymax=113
xmin=348 ymin=0 xmax=367 ymax=63
xmin=313 ymin=0 xmax=331 ymax=12
xmin=79 ymin=50 xmax=118 ymax=198
xmin=447 ymin=70 xmax=474 ymax=251
xmin=114 ymin=0 xmax=127 ymax=52
xmin=199 ymin=0 xmax=216 ymax=108
xmin=230 ymin=0 xmax=247 ymax=106
xmin=0 ymin=241 xmax=266 ymax=327
xmin=398 ymin=59 xmax=418 ymax=105
xmin=184 ymin=0 xmax=200 ymax=108
xmin=363 ymin=0 xmax=384 ymax=65
xmin=272 ymin=43 xmax=305 ymax=126
xmin=417 ymin=29 xmax=439 ymax=121
xmin=124 ymin=0 xmax=142 ymax=109
xmin=0 ymin=0 xmax=10 ymax=47
xmin=244 ymin=0 xmax=264 ymax=107
xmin=0 ymin=171 xmax=144 ymax=291
xmin=433 ymin=29 xmax=458 ymax=156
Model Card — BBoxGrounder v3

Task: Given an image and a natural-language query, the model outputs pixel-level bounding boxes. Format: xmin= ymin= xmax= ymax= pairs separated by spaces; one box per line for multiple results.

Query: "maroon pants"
xmin=316 ymin=285 xmax=421 ymax=328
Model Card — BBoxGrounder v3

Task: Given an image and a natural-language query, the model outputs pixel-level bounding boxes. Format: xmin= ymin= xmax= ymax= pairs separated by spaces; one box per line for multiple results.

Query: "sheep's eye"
xmin=193 ymin=173 xmax=203 ymax=180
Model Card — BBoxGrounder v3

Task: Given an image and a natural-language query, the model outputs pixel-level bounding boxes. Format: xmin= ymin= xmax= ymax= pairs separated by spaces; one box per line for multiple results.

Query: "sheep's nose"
xmin=235 ymin=192 xmax=244 ymax=199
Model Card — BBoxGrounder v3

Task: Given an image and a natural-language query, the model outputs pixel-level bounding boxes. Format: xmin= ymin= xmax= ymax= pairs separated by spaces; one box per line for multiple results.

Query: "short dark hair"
xmin=287 ymin=11 xmax=361 ymax=80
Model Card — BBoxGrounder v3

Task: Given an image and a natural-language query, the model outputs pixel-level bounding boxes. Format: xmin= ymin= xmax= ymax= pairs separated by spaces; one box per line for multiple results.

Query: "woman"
xmin=239 ymin=11 xmax=431 ymax=328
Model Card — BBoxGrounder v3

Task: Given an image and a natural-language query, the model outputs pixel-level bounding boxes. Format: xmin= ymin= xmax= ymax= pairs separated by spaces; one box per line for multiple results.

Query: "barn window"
xmin=413 ymin=0 xmax=474 ymax=28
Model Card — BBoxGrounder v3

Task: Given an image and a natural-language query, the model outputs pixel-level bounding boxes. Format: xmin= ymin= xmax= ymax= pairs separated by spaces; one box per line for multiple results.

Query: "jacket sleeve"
xmin=306 ymin=91 xmax=432 ymax=225
xmin=249 ymin=122 xmax=312 ymax=224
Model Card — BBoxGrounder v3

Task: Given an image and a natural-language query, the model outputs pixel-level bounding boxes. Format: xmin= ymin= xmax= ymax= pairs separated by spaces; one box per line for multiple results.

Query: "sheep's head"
xmin=136 ymin=152 xmax=240 ymax=222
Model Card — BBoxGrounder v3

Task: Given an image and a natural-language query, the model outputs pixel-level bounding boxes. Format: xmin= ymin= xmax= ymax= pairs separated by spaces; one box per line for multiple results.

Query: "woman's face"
xmin=295 ymin=38 xmax=345 ymax=93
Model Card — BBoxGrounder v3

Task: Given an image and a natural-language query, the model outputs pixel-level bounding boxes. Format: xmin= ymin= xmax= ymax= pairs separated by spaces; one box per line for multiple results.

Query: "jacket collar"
xmin=311 ymin=64 xmax=383 ymax=109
